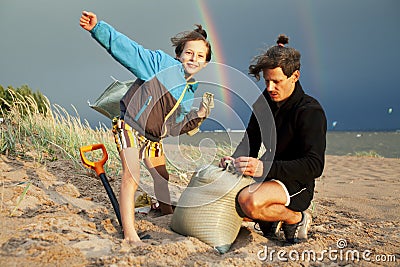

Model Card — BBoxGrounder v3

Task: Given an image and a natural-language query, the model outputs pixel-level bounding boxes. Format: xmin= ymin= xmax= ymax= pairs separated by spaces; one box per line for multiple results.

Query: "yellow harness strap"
xmin=161 ymin=82 xmax=195 ymax=138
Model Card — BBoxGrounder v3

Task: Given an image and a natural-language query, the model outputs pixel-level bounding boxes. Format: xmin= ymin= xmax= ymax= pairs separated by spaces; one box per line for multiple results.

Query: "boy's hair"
xmin=171 ymin=24 xmax=212 ymax=62
xmin=249 ymin=34 xmax=301 ymax=81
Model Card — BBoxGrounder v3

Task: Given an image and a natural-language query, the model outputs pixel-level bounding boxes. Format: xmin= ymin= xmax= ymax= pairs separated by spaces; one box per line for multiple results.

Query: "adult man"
xmin=220 ymin=34 xmax=327 ymax=243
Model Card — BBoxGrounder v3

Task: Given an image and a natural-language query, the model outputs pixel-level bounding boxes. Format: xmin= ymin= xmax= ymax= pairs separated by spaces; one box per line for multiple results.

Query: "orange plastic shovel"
xmin=79 ymin=144 xmax=122 ymax=226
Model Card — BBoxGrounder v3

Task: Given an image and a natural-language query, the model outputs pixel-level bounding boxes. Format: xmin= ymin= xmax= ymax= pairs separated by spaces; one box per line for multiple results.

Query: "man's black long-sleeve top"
xmin=232 ymin=82 xmax=327 ymax=188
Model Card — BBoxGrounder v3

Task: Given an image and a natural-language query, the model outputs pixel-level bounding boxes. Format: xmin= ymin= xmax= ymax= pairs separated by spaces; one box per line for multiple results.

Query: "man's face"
xmin=262 ymin=67 xmax=299 ymax=102
xmin=176 ymin=40 xmax=208 ymax=77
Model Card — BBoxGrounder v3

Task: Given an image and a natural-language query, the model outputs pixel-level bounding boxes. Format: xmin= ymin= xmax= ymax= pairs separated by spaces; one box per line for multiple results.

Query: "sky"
xmin=1 ymin=0 xmax=400 ymax=131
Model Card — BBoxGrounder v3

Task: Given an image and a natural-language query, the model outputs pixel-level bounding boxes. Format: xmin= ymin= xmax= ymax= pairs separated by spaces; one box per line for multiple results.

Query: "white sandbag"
xmin=171 ymin=164 xmax=253 ymax=254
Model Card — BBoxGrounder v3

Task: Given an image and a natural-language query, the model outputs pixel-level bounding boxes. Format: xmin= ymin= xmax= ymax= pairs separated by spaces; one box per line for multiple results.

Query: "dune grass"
xmin=1 ymin=90 xmax=121 ymax=176
xmin=0 ymin=90 xmax=233 ymax=179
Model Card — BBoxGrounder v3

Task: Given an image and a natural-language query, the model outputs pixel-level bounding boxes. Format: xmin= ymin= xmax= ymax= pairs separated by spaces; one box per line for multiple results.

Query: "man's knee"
xmin=236 ymin=188 xmax=263 ymax=219
xmin=236 ymin=182 xmax=288 ymax=219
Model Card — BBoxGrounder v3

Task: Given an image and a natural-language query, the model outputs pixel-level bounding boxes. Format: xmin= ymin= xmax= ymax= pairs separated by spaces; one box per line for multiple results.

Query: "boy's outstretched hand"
xmin=79 ymin=11 xmax=97 ymax=31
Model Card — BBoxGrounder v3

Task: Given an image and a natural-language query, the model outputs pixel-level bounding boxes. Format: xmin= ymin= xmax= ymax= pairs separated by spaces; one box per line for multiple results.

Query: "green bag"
xmin=88 ymin=78 xmax=135 ymax=119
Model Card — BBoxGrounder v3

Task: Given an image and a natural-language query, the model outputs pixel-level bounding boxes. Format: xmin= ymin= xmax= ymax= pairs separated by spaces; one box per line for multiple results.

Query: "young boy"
xmin=80 ymin=11 xmax=213 ymax=244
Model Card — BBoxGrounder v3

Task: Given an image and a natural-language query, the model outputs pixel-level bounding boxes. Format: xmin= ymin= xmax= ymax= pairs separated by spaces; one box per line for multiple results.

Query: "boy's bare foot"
xmin=159 ymin=202 xmax=173 ymax=215
xmin=123 ymin=230 xmax=141 ymax=243
xmin=123 ymin=238 xmax=146 ymax=246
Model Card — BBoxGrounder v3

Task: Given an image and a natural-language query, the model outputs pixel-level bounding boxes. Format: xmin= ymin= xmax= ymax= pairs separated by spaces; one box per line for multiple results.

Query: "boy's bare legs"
xmin=144 ymin=155 xmax=174 ymax=215
xmin=119 ymin=147 xmax=143 ymax=244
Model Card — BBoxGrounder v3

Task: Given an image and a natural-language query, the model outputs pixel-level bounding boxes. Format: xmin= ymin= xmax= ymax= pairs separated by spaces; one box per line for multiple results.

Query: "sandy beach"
xmin=0 ymin=154 xmax=399 ymax=266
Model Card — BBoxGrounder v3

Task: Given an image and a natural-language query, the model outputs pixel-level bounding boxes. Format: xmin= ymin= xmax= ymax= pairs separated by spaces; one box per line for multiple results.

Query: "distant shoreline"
xmin=165 ymin=131 xmax=400 ymax=159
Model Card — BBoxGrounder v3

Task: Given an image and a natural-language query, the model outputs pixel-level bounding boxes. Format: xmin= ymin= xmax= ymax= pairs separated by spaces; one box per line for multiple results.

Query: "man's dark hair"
xmin=249 ymin=34 xmax=301 ymax=80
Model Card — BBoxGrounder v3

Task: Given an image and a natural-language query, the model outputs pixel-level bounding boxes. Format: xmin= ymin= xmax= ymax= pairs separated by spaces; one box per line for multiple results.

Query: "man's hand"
xmin=233 ymin=156 xmax=264 ymax=177
xmin=219 ymin=156 xmax=235 ymax=168
xmin=79 ymin=11 xmax=98 ymax=31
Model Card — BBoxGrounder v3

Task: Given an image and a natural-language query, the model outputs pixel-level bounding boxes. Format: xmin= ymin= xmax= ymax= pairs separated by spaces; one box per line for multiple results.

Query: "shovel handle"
xmin=79 ymin=144 xmax=108 ymax=175
xmin=99 ymin=173 xmax=122 ymax=226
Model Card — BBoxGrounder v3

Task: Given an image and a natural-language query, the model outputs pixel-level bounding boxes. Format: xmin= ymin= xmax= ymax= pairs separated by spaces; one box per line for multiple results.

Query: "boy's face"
xmin=263 ymin=67 xmax=299 ymax=102
xmin=177 ymin=40 xmax=208 ymax=77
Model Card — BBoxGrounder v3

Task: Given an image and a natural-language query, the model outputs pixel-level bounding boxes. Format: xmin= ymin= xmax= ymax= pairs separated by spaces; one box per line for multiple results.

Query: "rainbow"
xmin=195 ymin=1 xmax=275 ymax=130
xmin=295 ymin=1 xmax=323 ymax=99
xmin=195 ymin=0 xmax=232 ymax=106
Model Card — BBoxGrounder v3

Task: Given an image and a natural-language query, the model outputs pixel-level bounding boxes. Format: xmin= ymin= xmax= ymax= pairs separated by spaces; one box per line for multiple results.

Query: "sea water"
xmin=164 ymin=131 xmax=400 ymax=158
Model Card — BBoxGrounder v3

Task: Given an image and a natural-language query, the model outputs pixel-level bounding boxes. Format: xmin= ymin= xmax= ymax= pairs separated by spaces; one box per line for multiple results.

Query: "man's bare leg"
xmin=237 ymin=181 xmax=302 ymax=224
